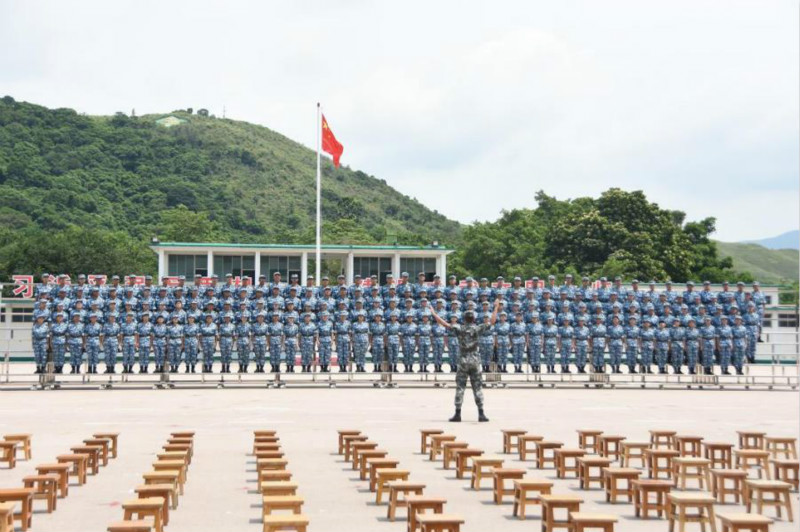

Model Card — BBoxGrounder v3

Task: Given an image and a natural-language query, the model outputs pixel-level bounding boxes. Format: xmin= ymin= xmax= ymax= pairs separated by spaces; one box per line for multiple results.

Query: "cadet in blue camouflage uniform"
xmin=334 ymin=311 xmax=351 ymax=372
xmin=400 ymin=314 xmax=418 ymax=372
xmin=717 ymin=316 xmax=733 ymax=375
xmin=508 ymin=313 xmax=525 ymax=373
xmin=218 ymin=314 xmax=236 ymax=373
xmin=283 ymin=315 xmax=299 ymax=373
xmin=684 ymin=317 xmax=700 ymax=374
xmin=526 ymin=312 xmax=543 ymax=373
xmin=317 ymin=311 xmax=333 ymax=372
xmin=543 ymin=315 xmax=559 ymax=373
xmin=236 ymin=314 xmax=252 ymax=373
xmin=479 ymin=314 xmax=495 ymax=371
xmin=251 ymin=314 xmax=268 ymax=373
xmin=668 ymin=317 xmax=685 ymax=374
xmin=268 ymin=313 xmax=284 ymax=373
xmin=417 ymin=314 xmax=433 ymax=372
xmin=120 ymin=314 xmax=137 ymax=374
xmin=200 ymin=314 xmax=218 ymax=373
xmin=165 ymin=315 xmax=183 ymax=373
xmin=85 ymin=314 xmax=103 ymax=374
xmin=446 ymin=314 xmax=460 ymax=373
xmin=370 ymin=313 xmax=387 ymax=372
xmin=67 ymin=313 xmax=85 ymax=374
xmin=732 ymin=315 xmax=748 ymax=375
xmin=639 ymin=319 xmax=655 ymax=373
xmin=32 ymin=316 xmax=50 ymax=374
xmin=624 ymin=316 xmax=640 ymax=374
xmin=137 ymin=313 xmax=153 ymax=373
xmin=430 ymin=298 xmax=500 ymax=422
xmin=607 ymin=315 xmax=625 ymax=373
xmin=590 ymin=315 xmax=607 ymax=373
xmin=573 ymin=315 xmax=589 ymax=373
xmin=299 ymin=314 xmax=318 ymax=372
xmin=183 ymin=314 xmax=199 ymax=373
xmin=699 ymin=316 xmax=716 ymax=375
xmin=743 ymin=303 xmax=759 ymax=363
xmin=50 ymin=313 xmax=68 ymax=373
xmin=654 ymin=321 xmax=670 ymax=374
xmin=431 ymin=315 xmax=447 ymax=373
xmin=352 ymin=314 xmax=369 ymax=372
xmin=558 ymin=315 xmax=574 ymax=374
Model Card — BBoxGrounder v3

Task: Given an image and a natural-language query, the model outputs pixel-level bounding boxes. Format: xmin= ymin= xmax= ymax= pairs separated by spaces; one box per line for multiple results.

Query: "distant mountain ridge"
xmin=716 ymin=240 xmax=798 ymax=284
xmin=743 ymin=230 xmax=799 ymax=250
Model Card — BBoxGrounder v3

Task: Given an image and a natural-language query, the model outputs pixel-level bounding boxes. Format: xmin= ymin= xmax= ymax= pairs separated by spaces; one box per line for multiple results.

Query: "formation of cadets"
xmin=30 ymin=270 xmax=767 ymax=377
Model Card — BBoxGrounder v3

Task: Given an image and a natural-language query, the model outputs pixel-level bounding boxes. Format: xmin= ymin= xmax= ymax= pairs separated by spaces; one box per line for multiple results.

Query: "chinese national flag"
xmin=321 ymin=114 xmax=343 ymax=167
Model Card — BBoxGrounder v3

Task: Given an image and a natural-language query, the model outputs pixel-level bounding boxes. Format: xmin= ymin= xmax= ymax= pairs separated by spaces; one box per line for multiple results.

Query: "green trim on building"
xmin=151 ymin=242 xmax=454 ymax=252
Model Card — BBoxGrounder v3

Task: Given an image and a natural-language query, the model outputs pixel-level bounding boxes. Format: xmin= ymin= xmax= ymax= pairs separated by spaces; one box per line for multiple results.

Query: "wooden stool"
xmin=153 ymin=460 xmax=187 ymax=493
xmin=502 ymin=430 xmax=527 ymax=454
xmin=603 ymin=467 xmax=640 ymax=503
xmin=262 ymin=495 xmax=304 ymax=516
xmin=407 ymin=496 xmax=446 ymax=532
xmin=142 ymin=472 xmax=180 ymax=506
xmin=122 ymin=497 xmax=164 ymax=532
xmin=649 ymin=430 xmax=676 ymax=449
xmin=262 ymin=514 xmax=309 ymax=532
xmin=260 ymin=482 xmax=298 ymax=497
xmin=454 ymin=449 xmax=483 ymax=479
xmin=256 ymin=451 xmax=285 ymax=460
xmin=338 ymin=430 xmax=361 ymax=455
xmin=163 ymin=443 xmax=192 ymax=463
xmin=92 ymin=432 xmax=120 ymax=458
xmin=491 ymin=468 xmax=525 ymax=504
xmin=420 ymin=429 xmax=444 ymax=454
xmin=417 ymin=514 xmax=464 ymax=532
xmin=470 ymin=457 xmax=504 ymax=490
xmin=70 ymin=445 xmax=102 ymax=475
xmin=170 ymin=431 xmax=195 ymax=439
xmin=0 ymin=488 xmax=33 ymax=532
xmin=22 ymin=474 xmax=58 ymax=512
xmin=675 ymin=435 xmax=704 ymax=458
xmin=555 ymin=449 xmax=586 ymax=478
xmin=745 ymin=480 xmax=794 ymax=521
xmin=577 ymin=430 xmax=603 ymax=454
xmin=376 ymin=470 xmax=410 ymax=504
xmin=540 ymin=494 xmax=583 ymax=532
xmin=736 ymin=450 xmax=772 ymax=479
xmin=519 ymin=435 xmax=544 ymax=461
xmin=737 ymin=431 xmax=766 ymax=450
xmin=136 ymin=484 xmax=178 ymax=511
xmin=0 ymin=502 xmax=16 ymax=532
xmin=387 ymin=482 xmax=425 ymax=520
xmin=3 ymin=435 xmax=32 ymax=461
xmin=442 ymin=442 xmax=468 ymax=469
xmin=0 ymin=443 xmax=17 ymax=469
xmin=645 ymin=449 xmax=680 ymax=480
xmin=369 ymin=459 xmax=400 ymax=492
xmin=254 ymin=435 xmax=280 ymax=444
xmin=259 ymin=470 xmax=293 ymax=484
xmin=620 ymin=442 xmax=648 ymax=468
xmin=666 ymin=492 xmax=717 ymax=532
xmin=632 ymin=479 xmax=672 ymax=519
xmin=535 ymin=441 xmax=564 ymax=469
xmin=343 ymin=434 xmax=368 ymax=462
xmin=568 ymin=512 xmax=617 ymax=532
xmin=717 ymin=512 xmax=773 ymax=532
xmin=84 ymin=438 xmax=111 ymax=466
xmin=765 ymin=437 xmax=797 ymax=460
xmin=598 ymin=435 xmax=625 ymax=461
xmin=772 ymin=459 xmax=799 ymax=491
xmin=35 ymin=463 xmax=70 ymax=498
xmin=359 ymin=450 xmax=388 ymax=480
xmin=257 ymin=458 xmax=288 ymax=473
xmin=429 ymin=435 xmax=456 ymax=461
xmin=577 ymin=457 xmax=612 ymax=490
xmin=255 ymin=430 xmax=278 ymax=437
xmin=107 ymin=520 xmax=153 ymax=532
xmin=703 ymin=442 xmax=734 ymax=469
xmin=57 ymin=454 xmax=88 ymax=485
xmin=157 ymin=451 xmax=190 ymax=466
xmin=351 ymin=441 xmax=378 ymax=469
xmin=512 ymin=479 xmax=552 ymax=520
xmin=673 ymin=457 xmax=712 ymax=490
xmin=711 ymin=469 xmax=748 ymax=504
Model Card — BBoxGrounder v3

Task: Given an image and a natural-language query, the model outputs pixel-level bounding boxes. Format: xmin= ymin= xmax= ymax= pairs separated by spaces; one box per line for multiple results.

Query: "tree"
xmin=158 ymin=205 xmax=221 ymax=242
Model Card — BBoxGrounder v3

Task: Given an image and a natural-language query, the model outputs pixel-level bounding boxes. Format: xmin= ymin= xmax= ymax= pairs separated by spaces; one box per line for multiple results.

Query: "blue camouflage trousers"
xmin=670 ymin=345 xmax=684 ymax=371
xmin=86 ymin=339 xmax=101 ymax=365
xmin=432 ymin=338 xmax=445 ymax=366
xmin=625 ymin=344 xmax=638 ymax=369
xmin=138 ymin=341 xmax=151 ymax=366
xmin=511 ymin=340 xmax=525 ymax=366
xmin=609 ymin=344 xmax=623 ymax=366
xmin=686 ymin=342 xmax=699 ymax=368
xmin=575 ymin=343 xmax=588 ymax=368
xmin=52 ymin=341 xmax=66 ymax=367
xmin=104 ymin=339 xmax=119 ymax=367
xmin=529 ymin=341 xmax=542 ymax=365
xmin=168 ymin=341 xmax=182 ymax=366
xmin=253 ymin=338 xmax=267 ymax=365
xmin=68 ymin=340 xmax=83 ymax=367
xmin=319 ymin=339 xmax=332 ymax=366
xmin=300 ymin=338 xmax=315 ymax=366
xmin=153 ymin=341 xmax=167 ymax=366
xmin=746 ymin=331 xmax=757 ymax=362
xmin=122 ymin=337 xmax=136 ymax=366
xmin=184 ymin=339 xmax=199 ymax=365
xmin=219 ymin=337 xmax=233 ymax=364
xmin=498 ymin=338 xmax=510 ymax=365
xmin=479 ymin=340 xmax=493 ymax=366
xmin=701 ymin=341 xmax=715 ymax=369
xmin=201 ymin=337 xmax=215 ymax=365
xmin=372 ymin=339 xmax=385 ymax=367
xmin=237 ymin=340 xmax=251 ymax=365
xmin=545 ymin=342 xmax=558 ymax=367
xmin=733 ymin=343 xmax=745 ymax=371
xmin=354 ymin=340 xmax=368 ymax=366
xmin=402 ymin=339 xmax=415 ymax=366
xmin=447 ymin=337 xmax=460 ymax=365
xmin=33 ymin=340 xmax=48 ymax=366
xmin=641 ymin=343 xmax=654 ymax=367
xmin=387 ymin=339 xmax=400 ymax=364
xmin=284 ymin=339 xmax=297 ymax=367
xmin=720 ymin=343 xmax=732 ymax=371
xmin=592 ymin=344 xmax=605 ymax=369
xmin=336 ymin=338 xmax=349 ymax=367
xmin=655 ymin=344 xmax=668 ymax=370
xmin=560 ymin=343 xmax=572 ymax=367
xmin=418 ymin=341 xmax=431 ymax=367
xmin=269 ymin=338 xmax=282 ymax=366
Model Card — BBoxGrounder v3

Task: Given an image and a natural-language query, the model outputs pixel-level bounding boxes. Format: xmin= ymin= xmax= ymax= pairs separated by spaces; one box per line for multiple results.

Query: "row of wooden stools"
xmin=338 ymin=429 xmax=462 ymax=532
xmin=0 ymin=432 xmax=118 ymax=532
xmin=422 ymin=429 xmax=604 ymax=532
xmin=501 ymin=428 xmax=797 ymax=532
xmin=0 ymin=434 xmax=33 ymax=470
xmin=106 ymin=431 xmax=192 ymax=532
xmin=255 ymin=430 xmax=309 ymax=532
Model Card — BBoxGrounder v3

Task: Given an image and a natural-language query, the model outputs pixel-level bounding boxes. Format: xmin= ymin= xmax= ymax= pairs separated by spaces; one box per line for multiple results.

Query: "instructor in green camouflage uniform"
xmin=430 ymin=297 xmax=501 ymax=422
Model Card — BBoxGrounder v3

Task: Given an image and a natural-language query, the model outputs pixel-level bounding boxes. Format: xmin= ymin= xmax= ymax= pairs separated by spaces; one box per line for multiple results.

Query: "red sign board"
xmin=12 ymin=275 xmax=34 ymax=298
xmin=88 ymin=274 xmax=107 ymax=286
xmin=164 ymin=277 xmax=181 ymax=287
xmin=196 ymin=277 xmax=216 ymax=286
xmin=125 ymin=276 xmax=146 ymax=286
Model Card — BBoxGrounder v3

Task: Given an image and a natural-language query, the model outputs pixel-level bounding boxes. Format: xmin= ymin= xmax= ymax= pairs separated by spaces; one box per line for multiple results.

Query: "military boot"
xmin=448 ymin=408 xmax=461 ymax=422
xmin=478 ymin=408 xmax=489 ymax=422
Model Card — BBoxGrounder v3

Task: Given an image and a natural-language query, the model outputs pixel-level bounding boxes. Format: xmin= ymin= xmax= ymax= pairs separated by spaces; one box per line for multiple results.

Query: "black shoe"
xmin=449 ymin=408 xmax=462 ymax=422
xmin=561 ymin=366 xmax=569 ymax=373
xmin=722 ymin=369 xmax=731 ymax=375
xmin=339 ymin=366 xmax=347 ymax=372
xmin=674 ymin=368 xmax=683 ymax=375
xmin=628 ymin=366 xmax=637 ymax=374
xmin=578 ymin=366 xmax=585 ymax=374
xmin=373 ymin=366 xmax=380 ymax=373
xmin=478 ymin=408 xmax=489 ymax=422
xmin=736 ymin=369 xmax=744 ymax=375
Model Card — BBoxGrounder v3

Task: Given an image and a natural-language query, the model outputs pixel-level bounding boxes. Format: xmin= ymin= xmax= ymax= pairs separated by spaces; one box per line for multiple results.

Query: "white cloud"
xmin=0 ymin=0 xmax=796 ymax=241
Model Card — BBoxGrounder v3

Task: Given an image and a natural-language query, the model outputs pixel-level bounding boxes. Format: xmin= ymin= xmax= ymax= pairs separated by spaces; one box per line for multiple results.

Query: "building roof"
xmin=150 ymin=242 xmax=453 ymax=252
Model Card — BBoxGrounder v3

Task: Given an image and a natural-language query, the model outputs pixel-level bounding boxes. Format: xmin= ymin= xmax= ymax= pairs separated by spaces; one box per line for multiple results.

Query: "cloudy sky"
xmin=2 ymin=0 xmax=797 ymax=241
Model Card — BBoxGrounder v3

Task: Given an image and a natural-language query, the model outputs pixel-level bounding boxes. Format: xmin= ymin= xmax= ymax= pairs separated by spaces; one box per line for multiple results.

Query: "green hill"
xmin=0 ymin=97 xmax=462 ymax=275
xmin=716 ymin=241 xmax=798 ymax=284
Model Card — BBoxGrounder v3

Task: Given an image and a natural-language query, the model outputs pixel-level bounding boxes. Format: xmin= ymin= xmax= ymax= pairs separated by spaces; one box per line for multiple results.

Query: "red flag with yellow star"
xmin=321 ymin=114 xmax=343 ymax=167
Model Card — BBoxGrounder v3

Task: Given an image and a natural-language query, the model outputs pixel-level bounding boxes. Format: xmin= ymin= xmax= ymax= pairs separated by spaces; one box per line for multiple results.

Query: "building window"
xmin=168 ymin=254 xmax=208 ymax=278
xmin=353 ymin=257 xmax=392 ymax=283
xmin=762 ymin=313 xmax=772 ymax=329
xmin=11 ymin=307 xmax=33 ymax=323
xmin=260 ymin=255 xmax=301 ymax=280
xmin=764 ymin=295 xmax=773 ymax=305
xmin=778 ymin=313 xmax=798 ymax=328
xmin=400 ymin=258 xmax=437 ymax=281
xmin=213 ymin=255 xmax=255 ymax=279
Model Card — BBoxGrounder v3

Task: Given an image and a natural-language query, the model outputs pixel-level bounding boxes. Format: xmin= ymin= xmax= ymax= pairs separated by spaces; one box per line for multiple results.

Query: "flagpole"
xmin=315 ymin=103 xmax=322 ymax=285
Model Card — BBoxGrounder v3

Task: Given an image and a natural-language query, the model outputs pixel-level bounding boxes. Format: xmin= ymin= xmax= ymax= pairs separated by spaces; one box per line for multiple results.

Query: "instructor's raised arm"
xmin=489 ymin=298 xmax=502 ymax=326
xmin=430 ymin=307 xmax=451 ymax=329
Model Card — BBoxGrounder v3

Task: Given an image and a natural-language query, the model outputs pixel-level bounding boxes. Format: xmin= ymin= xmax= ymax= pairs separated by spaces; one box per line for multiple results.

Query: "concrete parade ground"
xmin=0 ymin=386 xmax=797 ymax=532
